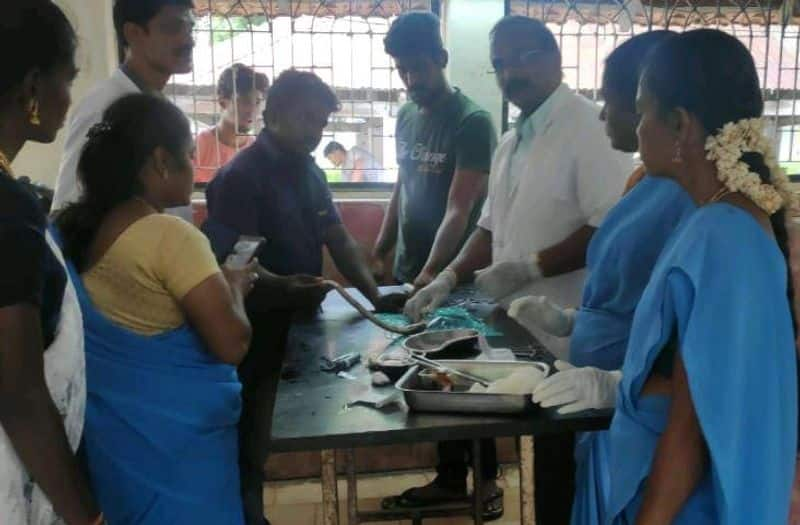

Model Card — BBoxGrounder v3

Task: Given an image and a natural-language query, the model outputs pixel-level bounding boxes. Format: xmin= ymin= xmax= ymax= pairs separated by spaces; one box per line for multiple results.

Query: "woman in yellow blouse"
xmin=56 ymin=94 xmax=255 ymax=524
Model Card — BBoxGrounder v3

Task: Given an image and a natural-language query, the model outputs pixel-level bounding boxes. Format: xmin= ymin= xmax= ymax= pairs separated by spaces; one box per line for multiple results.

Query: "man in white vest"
xmin=401 ymin=16 xmax=630 ymax=523
xmin=52 ymin=0 xmax=195 ymax=222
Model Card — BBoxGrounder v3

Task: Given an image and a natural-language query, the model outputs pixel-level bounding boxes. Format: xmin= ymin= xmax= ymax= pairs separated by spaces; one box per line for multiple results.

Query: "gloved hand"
xmin=507 ymin=296 xmax=576 ymax=337
xmin=474 ymin=254 xmax=542 ymax=301
xmin=412 ymin=268 xmax=437 ymax=290
xmin=403 ymin=269 xmax=457 ymax=322
xmin=532 ymin=360 xmax=622 ymax=414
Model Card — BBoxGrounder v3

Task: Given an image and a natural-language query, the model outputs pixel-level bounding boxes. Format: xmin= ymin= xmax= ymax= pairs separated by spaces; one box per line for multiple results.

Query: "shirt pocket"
xmin=540 ymin=151 xmax=575 ymax=203
xmin=515 ymin=145 xmax=573 ymax=205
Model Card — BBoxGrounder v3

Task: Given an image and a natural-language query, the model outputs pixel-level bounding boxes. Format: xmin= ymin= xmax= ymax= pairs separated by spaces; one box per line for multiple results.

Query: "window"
xmin=167 ymin=0 xmax=435 ymax=189
xmin=170 ymin=1 xmax=800 ymax=188
xmin=511 ymin=0 xmax=800 ymax=178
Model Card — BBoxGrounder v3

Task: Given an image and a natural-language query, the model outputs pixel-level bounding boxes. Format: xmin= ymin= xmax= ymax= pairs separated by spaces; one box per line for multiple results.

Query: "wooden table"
xmin=267 ymin=287 xmax=611 ymax=524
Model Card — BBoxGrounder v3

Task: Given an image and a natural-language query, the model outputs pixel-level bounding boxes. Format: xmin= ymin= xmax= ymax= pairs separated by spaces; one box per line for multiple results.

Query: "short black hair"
xmin=113 ymin=0 xmax=194 ymax=50
xmin=0 ymin=2 xmax=76 ymax=97
xmin=603 ymin=31 xmax=676 ymax=110
xmin=263 ymin=69 xmax=340 ymax=124
xmin=217 ymin=64 xmax=269 ymax=99
xmin=490 ymin=16 xmax=559 ymax=56
xmin=323 ymin=141 xmax=346 ymax=157
xmin=384 ymin=11 xmax=444 ymax=58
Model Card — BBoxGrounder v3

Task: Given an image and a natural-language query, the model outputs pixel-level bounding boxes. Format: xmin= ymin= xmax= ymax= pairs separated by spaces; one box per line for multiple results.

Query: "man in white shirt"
xmin=401 ymin=16 xmax=630 ymax=523
xmin=52 ymin=0 xmax=195 ymax=221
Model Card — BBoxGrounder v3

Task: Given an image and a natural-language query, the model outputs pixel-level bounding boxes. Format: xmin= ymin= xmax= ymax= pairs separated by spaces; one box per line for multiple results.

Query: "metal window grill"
xmin=167 ymin=0 xmax=800 ymax=187
xmin=167 ymin=0 xmax=434 ymax=188
xmin=510 ymin=0 xmax=800 ymax=173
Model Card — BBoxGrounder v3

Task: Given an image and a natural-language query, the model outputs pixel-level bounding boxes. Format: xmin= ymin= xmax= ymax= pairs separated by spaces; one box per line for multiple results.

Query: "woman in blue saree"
xmin=536 ymin=29 xmax=798 ymax=523
xmin=507 ymin=31 xmax=694 ymax=525
xmin=55 ymin=95 xmax=258 ymax=524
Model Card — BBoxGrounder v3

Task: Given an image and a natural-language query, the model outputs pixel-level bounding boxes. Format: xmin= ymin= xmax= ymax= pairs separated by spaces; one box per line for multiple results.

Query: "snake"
xmin=323 ymin=280 xmax=428 ymax=335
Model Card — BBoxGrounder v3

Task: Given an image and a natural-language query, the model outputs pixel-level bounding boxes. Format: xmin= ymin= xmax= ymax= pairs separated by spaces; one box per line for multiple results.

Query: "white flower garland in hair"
xmin=705 ymin=117 xmax=798 ymax=215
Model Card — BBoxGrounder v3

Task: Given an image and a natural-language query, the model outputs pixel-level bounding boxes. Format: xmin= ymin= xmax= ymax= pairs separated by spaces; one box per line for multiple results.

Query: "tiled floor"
xmin=265 ymin=465 xmax=522 ymax=524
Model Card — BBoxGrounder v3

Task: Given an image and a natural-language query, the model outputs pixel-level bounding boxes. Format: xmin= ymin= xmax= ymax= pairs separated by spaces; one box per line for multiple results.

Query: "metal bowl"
xmin=372 ymin=352 xmax=415 ymax=382
xmin=402 ymin=329 xmax=480 ymax=359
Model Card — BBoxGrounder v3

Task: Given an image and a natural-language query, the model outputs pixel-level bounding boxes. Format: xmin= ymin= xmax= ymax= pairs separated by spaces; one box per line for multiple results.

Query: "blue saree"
xmin=606 ymin=203 xmax=797 ymax=524
xmin=571 ymin=175 xmax=695 ymax=370
xmin=570 ymin=175 xmax=694 ymax=525
xmin=64 ymin=262 xmax=245 ymax=524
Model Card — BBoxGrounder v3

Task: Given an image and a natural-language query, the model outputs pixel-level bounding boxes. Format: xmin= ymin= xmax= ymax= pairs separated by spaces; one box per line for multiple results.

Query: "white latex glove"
xmin=531 ymin=360 xmax=622 ymax=414
xmin=507 ymin=296 xmax=576 ymax=337
xmin=403 ymin=269 xmax=457 ymax=322
xmin=474 ymin=254 xmax=542 ymax=301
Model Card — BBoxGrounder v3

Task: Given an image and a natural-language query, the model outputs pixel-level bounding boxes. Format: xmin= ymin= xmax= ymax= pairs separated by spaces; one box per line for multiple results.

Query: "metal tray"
xmin=402 ymin=329 xmax=479 ymax=354
xmin=395 ymin=360 xmax=550 ymax=415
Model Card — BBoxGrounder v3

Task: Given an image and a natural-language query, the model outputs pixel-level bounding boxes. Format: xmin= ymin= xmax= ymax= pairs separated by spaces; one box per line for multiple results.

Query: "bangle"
xmin=89 ymin=513 xmax=105 ymax=525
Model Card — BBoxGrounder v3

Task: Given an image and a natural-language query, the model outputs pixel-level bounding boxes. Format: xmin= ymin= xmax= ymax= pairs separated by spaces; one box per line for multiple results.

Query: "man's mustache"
xmin=503 ymin=78 xmax=531 ymax=95
xmin=175 ymin=46 xmax=194 ymax=58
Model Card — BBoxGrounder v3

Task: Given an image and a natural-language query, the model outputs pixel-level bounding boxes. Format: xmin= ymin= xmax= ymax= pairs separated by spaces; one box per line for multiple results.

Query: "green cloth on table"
xmin=376 ymin=306 xmax=502 ymax=337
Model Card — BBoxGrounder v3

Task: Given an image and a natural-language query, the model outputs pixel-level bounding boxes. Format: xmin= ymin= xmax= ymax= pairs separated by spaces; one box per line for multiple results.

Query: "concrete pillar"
xmin=14 ymin=0 xmax=117 ymax=186
xmin=442 ymin=0 xmax=506 ymax=134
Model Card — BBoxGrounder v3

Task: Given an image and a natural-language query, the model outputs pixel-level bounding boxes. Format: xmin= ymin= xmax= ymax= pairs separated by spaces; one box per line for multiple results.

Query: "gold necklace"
xmin=132 ymin=195 xmax=158 ymax=212
xmin=705 ymin=186 xmax=732 ymax=205
xmin=0 ymin=149 xmax=13 ymax=176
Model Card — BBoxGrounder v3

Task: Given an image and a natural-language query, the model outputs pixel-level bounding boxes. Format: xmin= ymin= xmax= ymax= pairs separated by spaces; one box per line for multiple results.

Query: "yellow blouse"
xmin=84 ymin=214 xmax=221 ymax=335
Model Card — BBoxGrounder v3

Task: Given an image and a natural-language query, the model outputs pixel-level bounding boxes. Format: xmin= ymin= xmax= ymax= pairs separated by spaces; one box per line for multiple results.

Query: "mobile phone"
xmin=226 ymin=235 xmax=266 ymax=269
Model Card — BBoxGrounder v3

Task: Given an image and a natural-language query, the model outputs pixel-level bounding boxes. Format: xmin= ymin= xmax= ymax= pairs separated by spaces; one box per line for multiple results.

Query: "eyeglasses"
xmin=489 ymin=49 xmax=547 ymax=74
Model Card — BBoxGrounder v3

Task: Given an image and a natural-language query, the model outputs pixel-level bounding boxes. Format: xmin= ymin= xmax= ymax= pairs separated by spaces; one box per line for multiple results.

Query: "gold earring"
xmin=28 ymin=99 xmax=40 ymax=126
xmin=671 ymin=141 xmax=682 ymax=164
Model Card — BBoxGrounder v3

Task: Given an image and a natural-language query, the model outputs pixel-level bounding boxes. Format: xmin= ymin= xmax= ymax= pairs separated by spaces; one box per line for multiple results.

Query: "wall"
xmin=443 ymin=0 xmax=505 ymax=134
xmin=12 ymin=0 xmax=117 ymax=186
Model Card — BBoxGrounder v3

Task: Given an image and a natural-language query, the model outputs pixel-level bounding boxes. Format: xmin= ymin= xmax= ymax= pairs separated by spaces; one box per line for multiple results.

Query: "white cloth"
xmin=0 ymin=231 xmax=86 ymax=525
xmin=52 ymin=68 xmax=192 ymax=221
xmin=477 ymin=336 xmax=517 ymax=361
xmin=478 ymin=85 xmax=631 ymax=359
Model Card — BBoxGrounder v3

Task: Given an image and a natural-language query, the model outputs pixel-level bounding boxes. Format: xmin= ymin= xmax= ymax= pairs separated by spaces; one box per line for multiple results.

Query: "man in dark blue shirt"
xmin=205 ymin=69 xmax=401 ymax=310
xmin=203 ymin=69 xmax=405 ymax=525
xmin=205 ymin=125 xmax=341 ymax=278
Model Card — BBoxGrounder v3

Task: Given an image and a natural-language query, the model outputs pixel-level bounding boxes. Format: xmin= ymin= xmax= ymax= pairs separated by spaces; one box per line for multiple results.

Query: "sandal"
xmin=380 ymin=481 xmax=504 ymax=522
xmin=481 ymin=486 xmax=504 ymax=521
xmin=381 ymin=480 xmax=469 ymax=509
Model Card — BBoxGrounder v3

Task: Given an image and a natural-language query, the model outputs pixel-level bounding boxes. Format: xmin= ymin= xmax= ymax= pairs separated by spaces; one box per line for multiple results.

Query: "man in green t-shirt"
xmin=373 ymin=12 xmax=497 ymax=289
xmin=374 ymin=11 xmax=502 ymax=520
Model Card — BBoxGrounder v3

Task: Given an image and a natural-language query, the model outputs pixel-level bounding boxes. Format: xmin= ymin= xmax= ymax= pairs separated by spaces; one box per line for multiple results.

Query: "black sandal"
xmin=482 ymin=487 xmax=504 ymax=521
xmin=380 ymin=482 xmax=504 ymax=521
xmin=381 ymin=482 xmax=469 ymax=509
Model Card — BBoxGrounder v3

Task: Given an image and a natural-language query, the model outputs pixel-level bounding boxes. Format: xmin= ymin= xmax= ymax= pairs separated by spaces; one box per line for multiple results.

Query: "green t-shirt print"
xmin=394 ymin=89 xmax=497 ymax=283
